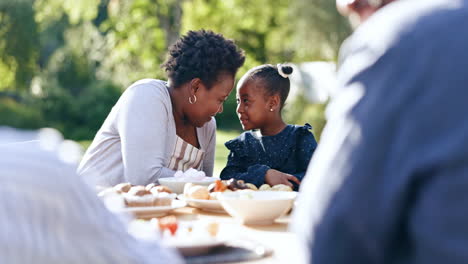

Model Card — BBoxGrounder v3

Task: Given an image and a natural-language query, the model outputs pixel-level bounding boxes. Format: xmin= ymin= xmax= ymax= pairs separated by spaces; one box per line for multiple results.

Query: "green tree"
xmin=0 ymin=0 xmax=39 ymax=91
xmin=290 ymin=0 xmax=351 ymax=61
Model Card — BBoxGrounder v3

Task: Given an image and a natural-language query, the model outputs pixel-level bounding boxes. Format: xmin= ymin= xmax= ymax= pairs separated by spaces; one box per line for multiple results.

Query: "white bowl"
xmin=218 ymin=191 xmax=297 ymax=225
xmin=158 ymin=177 xmax=216 ymax=194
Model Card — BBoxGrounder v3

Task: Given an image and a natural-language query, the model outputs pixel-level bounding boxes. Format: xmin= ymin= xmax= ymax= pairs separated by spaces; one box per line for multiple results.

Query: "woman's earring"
xmin=189 ymin=95 xmax=197 ymax=104
xmin=270 ymin=108 xmax=274 ymax=112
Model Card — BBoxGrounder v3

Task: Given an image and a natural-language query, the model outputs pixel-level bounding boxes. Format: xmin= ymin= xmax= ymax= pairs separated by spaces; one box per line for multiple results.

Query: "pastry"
xmin=149 ymin=185 xmax=173 ymax=194
xmin=145 ymin=183 xmax=157 ymax=191
xmin=114 ymin=182 xmax=132 ymax=193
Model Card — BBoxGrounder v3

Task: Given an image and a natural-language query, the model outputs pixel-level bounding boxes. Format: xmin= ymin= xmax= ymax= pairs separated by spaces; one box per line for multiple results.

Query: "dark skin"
xmin=168 ymin=73 xmax=235 ymax=148
xmin=236 ymin=77 xmax=301 ymax=187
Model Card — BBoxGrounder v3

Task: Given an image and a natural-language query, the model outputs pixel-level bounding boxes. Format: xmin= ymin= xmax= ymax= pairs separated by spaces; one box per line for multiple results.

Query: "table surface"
xmin=168 ymin=206 xmax=303 ymax=264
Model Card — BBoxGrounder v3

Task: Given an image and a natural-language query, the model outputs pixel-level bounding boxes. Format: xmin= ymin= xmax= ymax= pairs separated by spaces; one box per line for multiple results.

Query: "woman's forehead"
xmin=210 ymin=75 xmax=234 ymax=95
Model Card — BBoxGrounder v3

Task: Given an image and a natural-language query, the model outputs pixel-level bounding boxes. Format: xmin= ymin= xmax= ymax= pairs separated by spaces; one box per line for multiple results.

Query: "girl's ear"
xmin=268 ymin=94 xmax=281 ymax=111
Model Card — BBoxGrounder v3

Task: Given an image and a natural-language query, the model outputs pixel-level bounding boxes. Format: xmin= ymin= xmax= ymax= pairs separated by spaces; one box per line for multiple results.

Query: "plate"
xmin=183 ymin=240 xmax=273 ymax=264
xmin=167 ymin=238 xmax=226 ymax=256
xmin=120 ymin=199 xmax=186 ymax=219
xmin=178 ymin=194 xmax=225 ymax=213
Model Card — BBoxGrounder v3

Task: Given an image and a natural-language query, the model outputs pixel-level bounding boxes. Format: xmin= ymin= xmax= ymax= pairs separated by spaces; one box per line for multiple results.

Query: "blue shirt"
xmin=292 ymin=1 xmax=468 ymax=264
xmin=220 ymin=124 xmax=317 ymax=190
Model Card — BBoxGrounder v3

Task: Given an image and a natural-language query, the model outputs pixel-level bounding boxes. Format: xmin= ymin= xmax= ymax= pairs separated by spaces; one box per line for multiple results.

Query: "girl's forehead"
xmin=237 ymin=79 xmax=264 ymax=95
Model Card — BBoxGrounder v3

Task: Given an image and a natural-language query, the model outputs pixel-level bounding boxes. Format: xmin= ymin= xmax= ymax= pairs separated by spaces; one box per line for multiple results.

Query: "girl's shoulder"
xmin=289 ymin=123 xmax=313 ymax=134
xmin=224 ymin=131 xmax=259 ymax=152
xmin=287 ymin=123 xmax=317 ymax=142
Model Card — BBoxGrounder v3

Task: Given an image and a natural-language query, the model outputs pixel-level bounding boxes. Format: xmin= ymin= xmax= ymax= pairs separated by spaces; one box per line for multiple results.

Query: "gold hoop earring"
xmin=189 ymin=95 xmax=197 ymax=104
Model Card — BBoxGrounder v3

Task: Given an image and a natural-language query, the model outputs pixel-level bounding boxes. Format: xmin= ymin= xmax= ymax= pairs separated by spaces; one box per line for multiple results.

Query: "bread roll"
xmin=259 ymin=184 xmax=271 ymax=191
xmin=245 ymin=183 xmax=258 ymax=191
xmin=271 ymin=184 xmax=293 ymax=192
xmin=187 ymin=185 xmax=210 ymax=200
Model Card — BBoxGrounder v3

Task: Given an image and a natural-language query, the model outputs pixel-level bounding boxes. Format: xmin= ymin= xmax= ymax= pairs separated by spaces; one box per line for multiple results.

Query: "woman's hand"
xmin=265 ymin=169 xmax=301 ymax=187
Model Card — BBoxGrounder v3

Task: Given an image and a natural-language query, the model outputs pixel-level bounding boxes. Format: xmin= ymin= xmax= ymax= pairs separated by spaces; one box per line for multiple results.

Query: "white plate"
xmin=120 ymin=200 xmax=186 ymax=219
xmin=178 ymin=194 xmax=225 ymax=213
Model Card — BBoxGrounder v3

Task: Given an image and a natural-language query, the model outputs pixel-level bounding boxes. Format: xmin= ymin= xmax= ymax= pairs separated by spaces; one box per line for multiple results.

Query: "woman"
xmin=77 ymin=30 xmax=245 ymax=187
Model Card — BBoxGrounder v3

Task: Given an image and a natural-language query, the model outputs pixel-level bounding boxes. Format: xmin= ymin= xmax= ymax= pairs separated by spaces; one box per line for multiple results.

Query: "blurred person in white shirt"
xmin=0 ymin=126 xmax=183 ymax=264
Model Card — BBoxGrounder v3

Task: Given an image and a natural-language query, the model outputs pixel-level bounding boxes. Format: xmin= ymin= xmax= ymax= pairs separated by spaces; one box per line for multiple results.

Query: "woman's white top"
xmin=167 ymin=136 xmax=206 ymax=171
xmin=77 ymin=79 xmax=216 ymax=187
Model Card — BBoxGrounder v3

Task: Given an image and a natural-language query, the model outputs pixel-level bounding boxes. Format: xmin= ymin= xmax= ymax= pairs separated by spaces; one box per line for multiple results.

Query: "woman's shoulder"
xmin=125 ymin=79 xmax=170 ymax=99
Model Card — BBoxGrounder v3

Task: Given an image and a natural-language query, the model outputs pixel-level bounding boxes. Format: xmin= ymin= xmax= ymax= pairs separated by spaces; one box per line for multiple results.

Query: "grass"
xmin=213 ymin=130 xmax=240 ymax=177
xmin=78 ymin=129 xmax=241 ymax=177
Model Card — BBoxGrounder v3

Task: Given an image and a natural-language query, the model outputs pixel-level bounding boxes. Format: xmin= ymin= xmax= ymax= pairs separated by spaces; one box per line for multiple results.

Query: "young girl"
xmin=220 ymin=64 xmax=317 ymax=191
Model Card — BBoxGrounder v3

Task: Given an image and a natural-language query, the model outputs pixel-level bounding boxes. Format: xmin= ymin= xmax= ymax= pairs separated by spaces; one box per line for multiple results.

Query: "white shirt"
xmin=0 ymin=128 xmax=183 ymax=264
xmin=77 ymin=79 xmax=216 ymax=187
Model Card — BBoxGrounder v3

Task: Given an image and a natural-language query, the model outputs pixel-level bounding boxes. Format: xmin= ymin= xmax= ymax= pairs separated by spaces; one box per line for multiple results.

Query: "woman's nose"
xmin=217 ymin=104 xmax=224 ymax=114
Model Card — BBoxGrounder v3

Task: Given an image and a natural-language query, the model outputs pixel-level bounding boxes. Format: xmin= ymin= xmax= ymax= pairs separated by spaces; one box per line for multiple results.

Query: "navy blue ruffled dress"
xmin=220 ymin=124 xmax=318 ymax=191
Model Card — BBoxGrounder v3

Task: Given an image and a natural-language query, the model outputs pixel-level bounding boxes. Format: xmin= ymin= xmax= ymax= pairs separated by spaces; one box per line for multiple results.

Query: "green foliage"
xmin=0 ymin=97 xmax=45 ymax=129
xmin=291 ymin=0 xmax=351 ymax=60
xmin=98 ymin=0 xmax=180 ymax=86
xmin=182 ymin=0 xmax=295 ymax=69
xmin=0 ymin=0 xmax=39 ymax=91
xmin=215 ymin=92 xmax=242 ymax=131
xmin=283 ymin=93 xmax=327 ymax=141
xmin=38 ymin=80 xmax=122 ymax=140
xmin=1 ymin=0 xmax=343 ymax=141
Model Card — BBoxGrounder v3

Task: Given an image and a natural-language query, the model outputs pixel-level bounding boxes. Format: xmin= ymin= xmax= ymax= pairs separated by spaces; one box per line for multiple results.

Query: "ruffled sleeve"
xmin=220 ymin=133 xmax=270 ymax=186
xmin=292 ymin=123 xmax=318 ymax=182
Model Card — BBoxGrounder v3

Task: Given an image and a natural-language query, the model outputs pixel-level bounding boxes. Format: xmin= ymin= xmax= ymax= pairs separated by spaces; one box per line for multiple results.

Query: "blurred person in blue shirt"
xmin=0 ymin=127 xmax=183 ymax=264
xmin=292 ymin=0 xmax=468 ymax=263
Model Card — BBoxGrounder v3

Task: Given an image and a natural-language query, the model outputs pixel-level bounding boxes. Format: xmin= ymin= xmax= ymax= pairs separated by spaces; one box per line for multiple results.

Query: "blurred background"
xmin=0 ymin=0 xmax=351 ymax=175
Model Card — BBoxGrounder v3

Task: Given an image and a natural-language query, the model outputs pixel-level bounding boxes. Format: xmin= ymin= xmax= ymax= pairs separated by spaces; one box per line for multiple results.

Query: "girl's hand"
xmin=265 ymin=169 xmax=301 ymax=187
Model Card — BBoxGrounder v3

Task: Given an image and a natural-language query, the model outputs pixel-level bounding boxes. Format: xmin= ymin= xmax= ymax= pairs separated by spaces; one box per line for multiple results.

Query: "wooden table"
xmin=168 ymin=206 xmax=303 ymax=263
